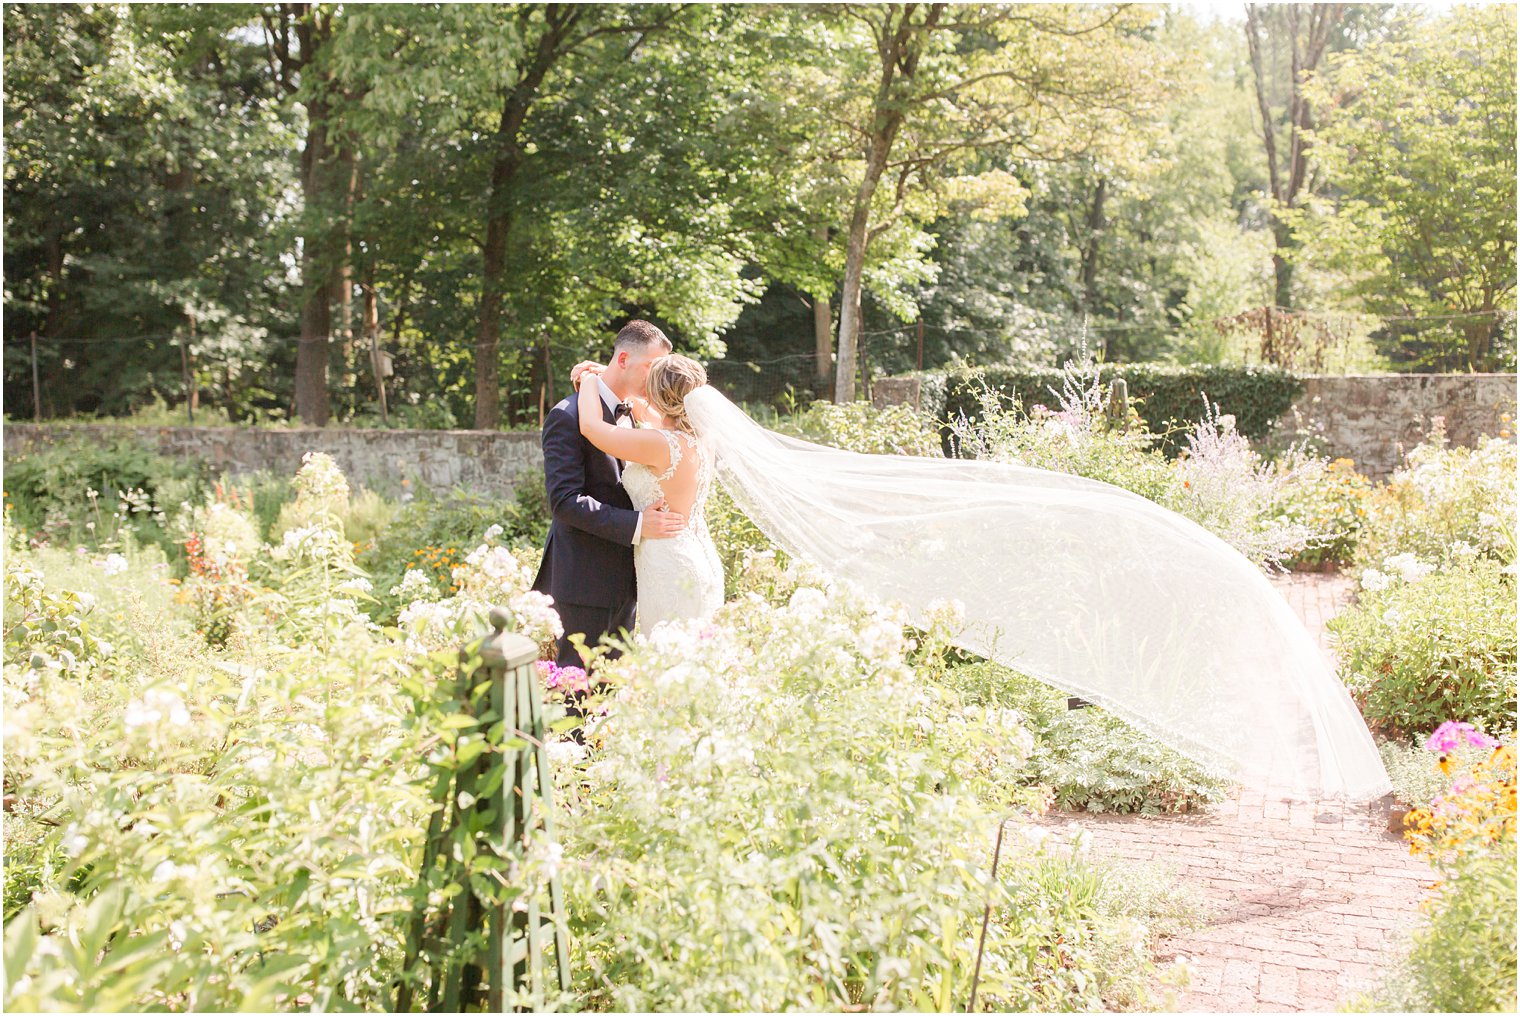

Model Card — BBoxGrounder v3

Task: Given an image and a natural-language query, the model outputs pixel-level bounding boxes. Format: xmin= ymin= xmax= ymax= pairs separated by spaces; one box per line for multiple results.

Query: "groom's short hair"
xmin=614 ymin=319 xmax=672 ymax=355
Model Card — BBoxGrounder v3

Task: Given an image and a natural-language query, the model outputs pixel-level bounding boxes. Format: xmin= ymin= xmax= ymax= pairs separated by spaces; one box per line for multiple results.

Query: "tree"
xmin=1298 ymin=5 xmax=1517 ymax=371
xmin=3 ymin=4 xmax=296 ymax=418
xmin=813 ymin=3 xmax=1165 ymax=402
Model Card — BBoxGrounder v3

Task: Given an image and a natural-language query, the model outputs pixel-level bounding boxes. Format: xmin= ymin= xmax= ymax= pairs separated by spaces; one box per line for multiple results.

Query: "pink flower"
xmin=1424 ymin=720 xmax=1499 ymax=754
xmin=558 ymin=666 xmax=590 ymax=694
xmin=698 ymin=625 xmax=718 ymax=641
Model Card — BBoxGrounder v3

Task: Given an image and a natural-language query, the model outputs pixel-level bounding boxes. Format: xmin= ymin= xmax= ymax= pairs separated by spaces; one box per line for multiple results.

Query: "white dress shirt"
xmin=598 ymin=377 xmax=643 ymax=544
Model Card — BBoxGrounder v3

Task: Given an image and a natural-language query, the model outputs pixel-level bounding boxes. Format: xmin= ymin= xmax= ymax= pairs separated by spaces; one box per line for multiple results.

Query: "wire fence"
xmin=7 ymin=306 xmax=1514 ymax=421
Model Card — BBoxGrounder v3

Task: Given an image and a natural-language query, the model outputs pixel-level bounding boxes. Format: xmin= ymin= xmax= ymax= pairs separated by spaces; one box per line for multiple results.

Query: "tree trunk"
xmin=1081 ymin=177 xmax=1107 ymax=313
xmin=835 ymin=141 xmax=890 ymax=403
xmin=474 ymin=129 xmax=518 ymax=430
xmin=473 ymin=11 xmax=575 ymax=429
xmin=295 ymin=106 xmax=332 ymax=427
xmin=812 ymin=290 xmax=833 ymax=395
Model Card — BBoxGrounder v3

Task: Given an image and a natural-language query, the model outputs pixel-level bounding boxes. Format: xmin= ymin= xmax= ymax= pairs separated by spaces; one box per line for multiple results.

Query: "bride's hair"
xmin=646 ymin=354 xmax=707 ymax=435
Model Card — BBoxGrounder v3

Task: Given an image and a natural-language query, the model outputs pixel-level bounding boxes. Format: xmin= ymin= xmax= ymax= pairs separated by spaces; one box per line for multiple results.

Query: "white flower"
xmin=123 ymin=688 xmax=191 ymax=730
xmin=1359 ymin=568 xmax=1392 ymax=592
xmin=335 ymin=576 xmax=373 ymax=595
xmin=1382 ymin=553 xmax=1434 ymax=583
xmin=390 ymin=568 xmax=434 ymax=599
xmin=860 ymin=619 xmax=903 ymax=661
xmin=1018 ymin=825 xmax=1050 ymax=849
xmin=152 ymin=860 xmax=183 ymax=882
xmin=509 ymin=590 xmax=564 ymax=641
xmin=787 ymin=587 xmax=828 ymax=620
xmin=99 ymin=553 xmax=129 ymax=576
xmin=546 ymin=739 xmax=588 ymax=768
xmin=484 ymin=523 xmax=504 ymax=541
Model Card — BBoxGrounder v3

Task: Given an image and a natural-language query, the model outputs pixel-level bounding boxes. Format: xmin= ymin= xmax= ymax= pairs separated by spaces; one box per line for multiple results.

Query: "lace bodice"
xmin=622 ymin=429 xmax=715 ymax=521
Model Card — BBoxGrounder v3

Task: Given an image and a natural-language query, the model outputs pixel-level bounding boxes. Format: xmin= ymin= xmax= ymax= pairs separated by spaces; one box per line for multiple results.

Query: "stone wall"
xmin=6 ymin=372 xmax=1515 ymax=489
xmin=2 ymin=424 xmax=546 ymax=499
xmin=1274 ymin=374 xmax=1516 ymax=477
xmin=873 ymin=372 xmax=1516 ymax=478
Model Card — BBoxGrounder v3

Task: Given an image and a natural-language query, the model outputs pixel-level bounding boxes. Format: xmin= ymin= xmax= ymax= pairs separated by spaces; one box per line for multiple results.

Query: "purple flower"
xmin=1424 ymin=720 xmax=1499 ymax=754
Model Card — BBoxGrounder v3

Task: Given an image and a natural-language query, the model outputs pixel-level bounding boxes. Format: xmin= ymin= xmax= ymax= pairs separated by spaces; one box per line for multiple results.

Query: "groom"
xmin=532 ymin=320 xmax=686 ymax=667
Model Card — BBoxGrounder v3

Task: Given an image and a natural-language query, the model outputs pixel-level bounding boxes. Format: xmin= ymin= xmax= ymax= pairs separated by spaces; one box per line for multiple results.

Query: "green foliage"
xmin=1352 ymin=430 xmax=1518 ymax=575
xmin=2 ymin=582 xmax=440 ymax=1011
xmin=939 ymin=661 xmax=1229 ymax=815
xmin=921 ymin=362 xmax=1304 ymax=455
xmin=2 ymin=433 xmax=208 ymax=558
xmin=360 ymin=479 xmax=548 ymax=623
xmin=1350 ymin=849 xmax=1518 ymax=1013
xmin=1273 ymin=453 xmax=1375 ymax=568
xmin=1377 ymin=737 xmax=1500 ymax=810
xmin=558 ymin=563 xmax=1200 ymax=1011
xmin=772 ymin=399 xmax=944 ymax=457
xmin=1330 ymin=558 xmax=1518 ymax=740
xmin=1300 ymin=6 xmax=1517 ymax=372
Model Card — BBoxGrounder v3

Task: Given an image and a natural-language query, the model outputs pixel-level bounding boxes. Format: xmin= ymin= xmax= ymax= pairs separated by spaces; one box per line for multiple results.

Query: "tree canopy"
xmin=4 ymin=2 xmax=1515 ymax=426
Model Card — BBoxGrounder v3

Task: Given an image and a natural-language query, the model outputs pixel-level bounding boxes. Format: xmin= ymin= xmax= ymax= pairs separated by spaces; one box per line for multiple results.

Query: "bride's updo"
xmin=646 ymin=354 xmax=708 ymax=435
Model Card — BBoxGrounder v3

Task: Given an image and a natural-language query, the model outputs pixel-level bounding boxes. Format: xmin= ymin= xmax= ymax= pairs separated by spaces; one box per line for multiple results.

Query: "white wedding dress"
xmin=622 ymin=429 xmax=724 ymax=630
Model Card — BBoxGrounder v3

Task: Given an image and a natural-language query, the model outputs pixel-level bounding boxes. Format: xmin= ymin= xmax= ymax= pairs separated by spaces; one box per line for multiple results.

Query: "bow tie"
xmin=613 ymin=401 xmax=633 ymax=422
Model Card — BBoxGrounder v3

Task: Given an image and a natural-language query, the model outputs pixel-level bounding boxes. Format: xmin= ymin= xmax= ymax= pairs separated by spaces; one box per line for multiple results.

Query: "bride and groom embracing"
xmin=531 ymin=319 xmax=724 ymax=668
xmin=529 ymin=319 xmax=1395 ymax=804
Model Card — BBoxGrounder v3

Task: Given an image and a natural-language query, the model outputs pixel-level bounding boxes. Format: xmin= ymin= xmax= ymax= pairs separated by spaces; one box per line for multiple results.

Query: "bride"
xmin=572 ymin=355 xmax=1391 ymax=803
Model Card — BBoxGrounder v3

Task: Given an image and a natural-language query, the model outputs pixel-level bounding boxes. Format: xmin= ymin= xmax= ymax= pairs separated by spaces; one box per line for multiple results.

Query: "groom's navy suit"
xmin=531 ymin=390 xmax=639 ymax=667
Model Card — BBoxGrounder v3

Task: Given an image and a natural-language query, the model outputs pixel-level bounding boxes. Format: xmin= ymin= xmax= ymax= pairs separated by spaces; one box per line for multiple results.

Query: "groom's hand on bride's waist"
xmin=642 ymin=506 xmax=686 ymax=539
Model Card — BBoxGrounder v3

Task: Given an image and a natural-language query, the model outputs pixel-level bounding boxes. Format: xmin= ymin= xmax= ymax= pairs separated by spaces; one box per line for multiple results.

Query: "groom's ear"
xmin=614 ymin=350 xmax=628 ymax=369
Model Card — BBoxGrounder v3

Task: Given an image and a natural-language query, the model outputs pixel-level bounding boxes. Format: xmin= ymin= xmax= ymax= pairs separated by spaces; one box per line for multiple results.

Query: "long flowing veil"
xmin=684 ymin=384 xmax=1392 ymax=802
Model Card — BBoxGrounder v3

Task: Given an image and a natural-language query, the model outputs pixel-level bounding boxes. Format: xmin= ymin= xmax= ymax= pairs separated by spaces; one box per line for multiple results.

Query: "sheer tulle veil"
xmin=683 ymin=384 xmax=1392 ymax=802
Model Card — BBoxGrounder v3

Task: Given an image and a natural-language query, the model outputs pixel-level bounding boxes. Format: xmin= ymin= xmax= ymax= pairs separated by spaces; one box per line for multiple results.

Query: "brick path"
xmin=1041 ymin=570 xmax=1431 ymax=1012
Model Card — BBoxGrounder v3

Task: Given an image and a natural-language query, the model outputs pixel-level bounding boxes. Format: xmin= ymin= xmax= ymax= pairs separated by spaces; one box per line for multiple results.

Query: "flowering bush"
xmin=556 ymin=563 xmax=1200 ymax=1011
xmin=1164 ymin=403 xmax=1320 ymax=571
xmin=1329 ymin=557 xmax=1516 ymax=738
xmin=1356 ymin=726 xmax=1518 ymax=1014
xmin=946 ymin=352 xmax=1337 ymax=570
xmin=1352 ymin=424 xmax=1517 ymax=575
xmin=1271 ymin=454 xmax=1376 ymax=568
xmin=1403 ymin=739 xmax=1515 ymax=868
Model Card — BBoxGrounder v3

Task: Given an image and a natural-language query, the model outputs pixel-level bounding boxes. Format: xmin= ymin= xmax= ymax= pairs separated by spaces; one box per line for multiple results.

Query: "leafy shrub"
xmin=360 ymin=476 xmax=548 ymax=623
xmin=774 ymin=398 xmax=944 ymax=457
xmin=3 ymin=433 xmax=209 ymax=558
xmin=1330 ymin=557 xmax=1517 ymax=739
xmin=1353 ymin=849 xmax=1517 ymax=1014
xmin=1352 ymin=426 xmax=1517 ymax=574
xmin=938 ymin=661 xmax=1229 ymax=814
xmin=912 ymin=362 xmax=1303 ymax=455
xmin=558 ymin=565 xmax=1199 ymax=1011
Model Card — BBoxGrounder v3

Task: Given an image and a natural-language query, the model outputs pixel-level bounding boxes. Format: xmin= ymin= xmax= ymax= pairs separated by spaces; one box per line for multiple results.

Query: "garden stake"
xmin=393 ymin=611 xmax=566 ymax=1012
xmin=968 ymin=814 xmax=1016 ymax=1012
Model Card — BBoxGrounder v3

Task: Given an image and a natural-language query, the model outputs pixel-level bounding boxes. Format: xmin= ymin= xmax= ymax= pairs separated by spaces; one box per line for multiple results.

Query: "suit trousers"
xmin=553 ymin=598 xmax=637 ymax=669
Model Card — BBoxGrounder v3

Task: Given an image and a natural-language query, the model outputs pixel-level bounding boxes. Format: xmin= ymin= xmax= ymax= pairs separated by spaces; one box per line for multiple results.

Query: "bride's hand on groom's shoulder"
xmin=570 ymin=361 xmax=603 ymax=390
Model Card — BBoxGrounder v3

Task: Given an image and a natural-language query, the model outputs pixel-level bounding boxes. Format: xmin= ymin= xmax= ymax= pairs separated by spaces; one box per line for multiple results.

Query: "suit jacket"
xmin=531 ymin=392 xmax=639 ymax=609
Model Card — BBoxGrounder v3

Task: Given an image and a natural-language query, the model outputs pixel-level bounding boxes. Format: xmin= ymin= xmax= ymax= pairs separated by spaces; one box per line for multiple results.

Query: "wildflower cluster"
xmin=536 ymin=659 xmax=591 ymax=697
xmin=1404 ymin=731 xmax=1516 ymax=868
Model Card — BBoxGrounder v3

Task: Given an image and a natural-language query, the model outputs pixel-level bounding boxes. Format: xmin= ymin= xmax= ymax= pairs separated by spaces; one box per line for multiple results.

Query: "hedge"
xmin=907 ymin=364 xmax=1305 ymax=455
